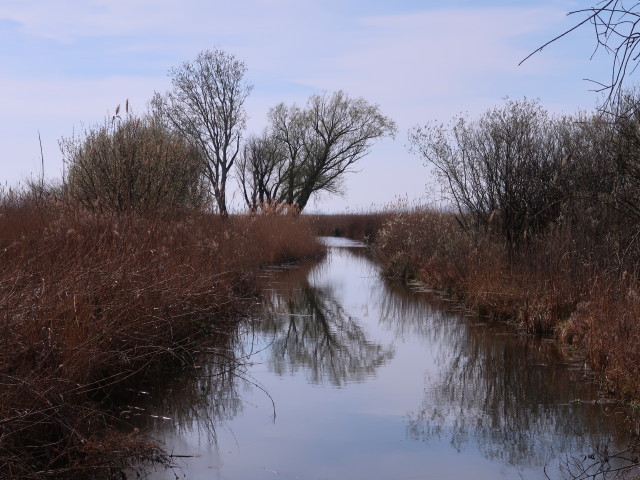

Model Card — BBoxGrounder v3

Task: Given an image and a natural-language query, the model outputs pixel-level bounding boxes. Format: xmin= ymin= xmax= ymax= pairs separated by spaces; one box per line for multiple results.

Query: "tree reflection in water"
xmin=261 ymin=282 xmax=394 ymax=386
xmin=135 ymin=241 xmax=638 ymax=480
xmin=136 ymin=250 xmax=394 ymax=438
xmin=368 ymin=277 xmax=636 ymax=477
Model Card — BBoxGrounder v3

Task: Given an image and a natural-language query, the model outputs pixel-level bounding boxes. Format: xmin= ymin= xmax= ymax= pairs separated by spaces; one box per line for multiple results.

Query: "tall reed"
xmin=371 ymin=208 xmax=640 ymax=408
xmin=0 ymin=191 xmax=322 ymax=479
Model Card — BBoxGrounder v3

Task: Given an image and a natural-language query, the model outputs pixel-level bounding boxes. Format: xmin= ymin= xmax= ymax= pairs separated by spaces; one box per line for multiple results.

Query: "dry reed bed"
xmin=309 ymin=212 xmax=393 ymax=244
xmin=0 ymin=196 xmax=322 ymax=479
xmin=368 ymin=210 xmax=640 ymax=410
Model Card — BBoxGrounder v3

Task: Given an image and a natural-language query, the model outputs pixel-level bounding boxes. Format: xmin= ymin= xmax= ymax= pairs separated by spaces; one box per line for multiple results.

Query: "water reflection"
xmin=406 ymin=329 xmax=617 ymax=465
xmin=132 ymin=343 xmax=247 ymax=443
xmin=372 ymin=275 xmax=635 ymax=476
xmin=261 ymin=282 xmax=394 ymax=386
xmin=139 ymin=240 xmax=637 ymax=480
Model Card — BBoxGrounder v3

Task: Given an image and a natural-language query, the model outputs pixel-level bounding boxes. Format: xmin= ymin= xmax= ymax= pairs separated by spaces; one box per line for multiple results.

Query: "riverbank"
xmin=136 ymin=236 xmax=634 ymax=480
xmin=314 ymin=211 xmax=640 ymax=425
xmin=0 ymin=192 xmax=323 ymax=479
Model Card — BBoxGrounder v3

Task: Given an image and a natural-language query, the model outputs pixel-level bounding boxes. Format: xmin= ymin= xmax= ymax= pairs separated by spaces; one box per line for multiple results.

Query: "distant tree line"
xmin=61 ymin=49 xmax=396 ymax=217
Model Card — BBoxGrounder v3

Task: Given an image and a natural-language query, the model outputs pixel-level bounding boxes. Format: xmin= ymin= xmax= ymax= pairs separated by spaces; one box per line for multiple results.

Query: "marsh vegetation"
xmin=4 ymin=42 xmax=640 ymax=479
xmin=315 ymin=93 xmax=640 ymax=413
xmin=0 ymin=189 xmax=322 ymax=478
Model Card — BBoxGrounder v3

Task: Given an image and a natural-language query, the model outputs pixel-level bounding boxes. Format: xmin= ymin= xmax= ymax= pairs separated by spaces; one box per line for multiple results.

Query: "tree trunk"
xmin=213 ymin=184 xmax=228 ymax=219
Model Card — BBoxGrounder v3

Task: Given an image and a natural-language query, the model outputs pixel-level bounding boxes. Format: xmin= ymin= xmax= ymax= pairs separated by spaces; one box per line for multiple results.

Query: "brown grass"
xmin=309 ymin=212 xmax=392 ymax=244
xmin=561 ymin=280 xmax=640 ymax=401
xmin=328 ymin=209 xmax=640 ymax=410
xmin=0 ymin=190 xmax=322 ymax=479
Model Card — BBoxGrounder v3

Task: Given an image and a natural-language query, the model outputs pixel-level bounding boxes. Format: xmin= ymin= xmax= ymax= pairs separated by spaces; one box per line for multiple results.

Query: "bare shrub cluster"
xmin=60 ymin=111 xmax=209 ymax=216
xmin=0 ymin=191 xmax=322 ymax=479
xmin=369 ymin=93 xmax=640 ymax=407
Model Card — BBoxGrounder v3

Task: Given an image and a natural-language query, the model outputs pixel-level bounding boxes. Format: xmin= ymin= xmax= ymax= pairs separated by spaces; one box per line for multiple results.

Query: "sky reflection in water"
xmin=141 ymin=238 xmax=634 ymax=480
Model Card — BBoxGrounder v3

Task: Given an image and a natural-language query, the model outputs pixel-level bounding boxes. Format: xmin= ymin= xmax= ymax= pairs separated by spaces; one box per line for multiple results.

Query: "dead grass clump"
xmin=375 ymin=209 xmax=586 ymax=331
xmin=232 ymin=213 xmax=322 ymax=267
xmin=0 ymin=192 xmax=322 ymax=478
xmin=561 ymin=279 xmax=640 ymax=400
xmin=375 ymin=209 xmax=472 ymax=291
xmin=13 ymin=430 xmax=170 ymax=480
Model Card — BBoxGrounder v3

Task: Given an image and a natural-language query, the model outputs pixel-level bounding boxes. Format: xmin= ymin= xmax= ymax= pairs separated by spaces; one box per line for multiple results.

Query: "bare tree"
xmin=409 ymin=99 xmax=568 ymax=247
xmin=268 ymin=102 xmax=307 ymax=206
xmin=153 ymin=49 xmax=253 ymax=217
xmin=236 ymin=132 xmax=287 ymax=212
xmin=261 ymin=91 xmax=396 ymax=212
xmin=521 ymin=2 xmax=640 ymax=106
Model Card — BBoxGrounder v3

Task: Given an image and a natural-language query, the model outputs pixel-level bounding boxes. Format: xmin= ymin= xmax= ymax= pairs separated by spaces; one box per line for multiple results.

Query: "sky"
xmin=0 ymin=0 xmax=617 ymax=212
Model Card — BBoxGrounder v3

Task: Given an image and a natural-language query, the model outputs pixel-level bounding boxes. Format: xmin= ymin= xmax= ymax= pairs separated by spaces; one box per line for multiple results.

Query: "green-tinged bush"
xmin=60 ymin=113 xmax=208 ymax=215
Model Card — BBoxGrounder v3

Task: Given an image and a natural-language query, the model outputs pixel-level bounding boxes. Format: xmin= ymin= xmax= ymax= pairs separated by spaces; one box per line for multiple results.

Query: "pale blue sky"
xmin=0 ymin=0 xmax=615 ymax=212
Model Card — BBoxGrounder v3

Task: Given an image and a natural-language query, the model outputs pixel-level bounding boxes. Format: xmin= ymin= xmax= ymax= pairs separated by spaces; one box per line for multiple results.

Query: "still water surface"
xmin=140 ymin=237 xmax=634 ymax=480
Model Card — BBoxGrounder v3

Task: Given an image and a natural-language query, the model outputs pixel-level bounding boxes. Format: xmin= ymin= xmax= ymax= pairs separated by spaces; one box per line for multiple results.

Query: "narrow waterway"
xmin=138 ymin=237 xmax=636 ymax=480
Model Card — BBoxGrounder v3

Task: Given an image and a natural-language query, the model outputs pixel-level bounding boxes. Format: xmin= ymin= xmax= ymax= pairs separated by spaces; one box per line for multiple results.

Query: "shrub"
xmin=409 ymin=99 xmax=569 ymax=248
xmin=376 ymin=209 xmax=472 ymax=287
xmin=60 ymin=112 xmax=208 ymax=216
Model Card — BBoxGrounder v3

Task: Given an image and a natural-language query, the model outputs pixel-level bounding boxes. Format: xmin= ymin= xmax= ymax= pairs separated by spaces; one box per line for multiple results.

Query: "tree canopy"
xmin=153 ymin=49 xmax=253 ymax=217
xmin=238 ymin=90 xmax=397 ymax=213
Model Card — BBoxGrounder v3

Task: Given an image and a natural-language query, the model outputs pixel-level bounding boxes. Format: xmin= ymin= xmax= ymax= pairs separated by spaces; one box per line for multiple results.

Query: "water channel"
xmin=137 ymin=237 xmax=636 ymax=480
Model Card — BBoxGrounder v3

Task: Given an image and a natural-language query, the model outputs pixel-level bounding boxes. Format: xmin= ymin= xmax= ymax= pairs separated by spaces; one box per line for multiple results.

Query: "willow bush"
xmin=60 ymin=112 xmax=208 ymax=216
